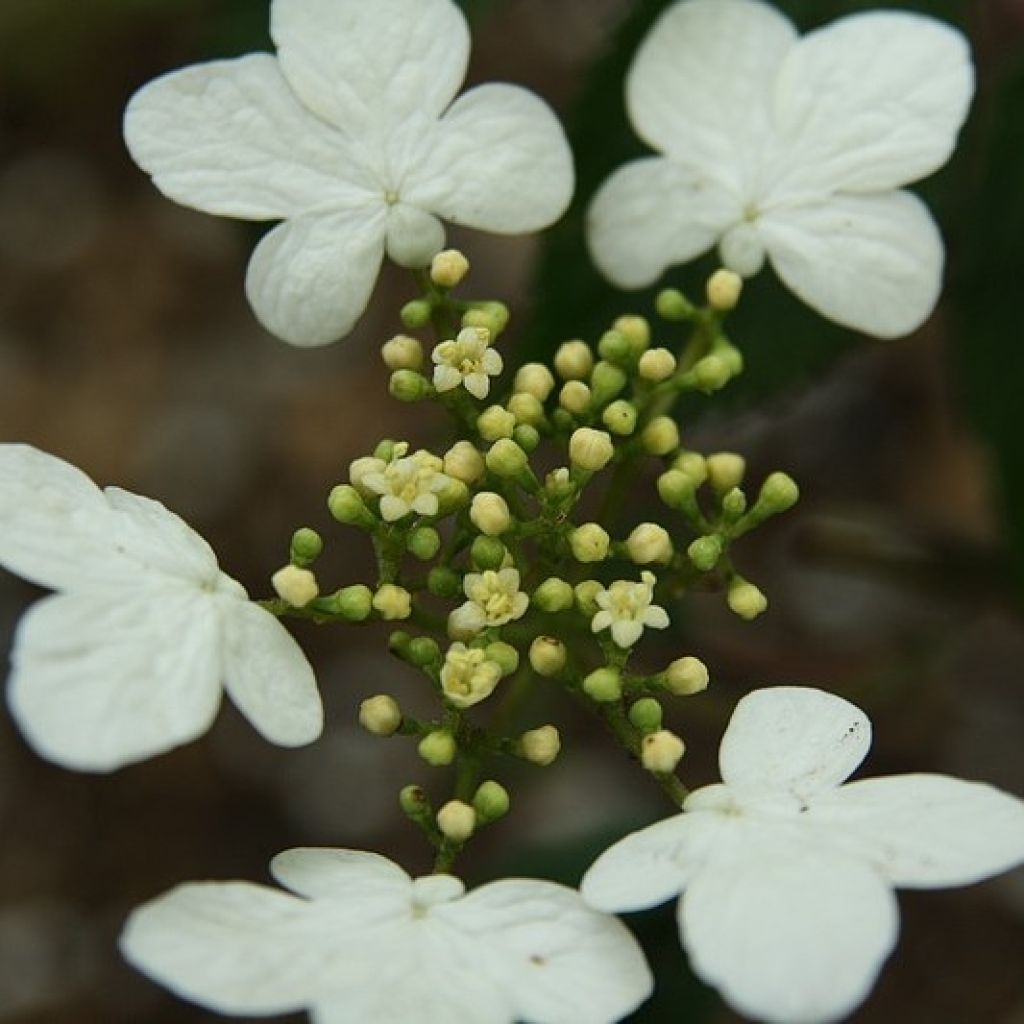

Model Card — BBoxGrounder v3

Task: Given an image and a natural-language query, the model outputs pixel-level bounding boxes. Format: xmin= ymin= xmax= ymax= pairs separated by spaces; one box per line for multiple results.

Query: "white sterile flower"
xmin=588 ymin=0 xmax=974 ymax=338
xmin=432 ymin=327 xmax=503 ymax=401
xmin=0 ymin=445 xmax=322 ymax=772
xmin=361 ymin=449 xmax=452 ymax=522
xmin=582 ymin=687 xmax=1024 ymax=1024
xmin=120 ymin=847 xmax=653 ymax=1024
xmin=591 ymin=571 xmax=670 ymax=649
xmin=123 ymin=0 xmax=574 ymax=348
xmin=449 ymin=568 xmax=529 ymax=637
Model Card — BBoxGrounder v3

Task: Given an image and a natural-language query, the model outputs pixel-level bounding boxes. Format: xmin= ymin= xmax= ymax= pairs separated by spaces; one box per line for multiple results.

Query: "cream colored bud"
xmin=477 ymin=405 xmax=516 ymax=441
xmin=570 ymin=522 xmax=610 ymax=563
xmin=569 ymin=427 xmax=614 ymax=471
xmin=613 ymin=315 xmax=650 ymax=353
xmin=664 ymin=656 xmax=710 ymax=696
xmin=437 ymin=799 xmax=476 ymax=842
xmin=559 ymin=380 xmax=592 ymax=416
xmin=706 ymin=452 xmax=746 ymax=493
xmin=470 ymin=491 xmax=512 ymax=537
xmin=554 ymin=339 xmax=594 ymax=380
xmin=574 ymin=580 xmax=602 ymax=616
xmin=348 ymin=456 xmax=383 ymax=497
xmin=373 ymin=584 xmax=412 ymax=621
xmin=626 ymin=523 xmax=674 ymax=565
xmin=641 ymin=730 xmax=686 ymax=773
xmin=508 ymin=392 xmax=545 ymax=426
xmin=271 ymin=565 xmax=319 ymax=608
xmin=529 ymin=636 xmax=567 ymax=677
xmin=430 ymin=249 xmax=470 ymax=288
xmin=443 ymin=440 xmax=486 ymax=484
xmin=514 ymin=362 xmax=556 ymax=401
xmin=674 ymin=451 xmax=708 ymax=486
xmin=381 ymin=334 xmax=424 ymax=371
xmin=638 ymin=347 xmax=677 ymax=382
xmin=520 ymin=725 xmax=561 ymax=766
xmin=727 ymin=579 xmax=768 ymax=621
xmin=706 ymin=268 xmax=743 ymax=311
xmin=358 ymin=694 xmax=402 ymax=736
xmin=641 ymin=416 xmax=680 ymax=456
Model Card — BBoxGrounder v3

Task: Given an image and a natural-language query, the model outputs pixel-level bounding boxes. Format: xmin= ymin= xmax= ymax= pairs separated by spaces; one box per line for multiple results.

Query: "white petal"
xmin=270 ymin=0 xmax=469 ymax=134
xmin=719 ymin=686 xmax=871 ymax=797
xmin=450 ymin=879 xmax=653 ymax=1024
xmin=0 ymin=444 xmax=126 ymax=591
xmin=220 ymin=600 xmax=323 ymax=748
xmin=627 ymin=0 xmax=796 ymax=190
xmin=384 ymin=204 xmax=445 ymax=268
xmin=270 ymin=848 xmax=411 ymax=902
xmin=406 ymin=84 xmax=574 ymax=233
xmin=760 ymin=190 xmax=943 ymax=338
xmin=590 ymin=611 xmax=612 ymax=634
xmin=463 ymin=373 xmax=490 ymax=401
xmin=808 ymin=774 xmax=1024 ymax=888
xmin=8 ymin=589 xmax=221 ymax=772
xmin=610 ymin=620 xmax=642 ymax=648
xmin=642 ymin=606 xmax=669 ymax=630
xmin=245 ymin=206 xmax=386 ymax=347
xmin=432 ymin=365 xmax=462 ymax=392
xmin=121 ymin=881 xmax=347 ymax=1015
xmin=771 ymin=12 xmax=974 ymax=197
xmin=586 ymin=158 xmax=737 ymax=289
xmin=581 ymin=813 xmax=726 ymax=913
xmin=124 ymin=55 xmax=374 ymax=220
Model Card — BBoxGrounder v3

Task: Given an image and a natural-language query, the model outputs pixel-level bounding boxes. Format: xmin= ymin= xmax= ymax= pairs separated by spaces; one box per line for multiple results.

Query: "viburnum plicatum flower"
xmin=587 ymin=0 xmax=974 ymax=338
xmin=123 ymin=0 xmax=574 ymax=347
xmin=0 ymin=445 xmax=322 ymax=771
xmin=582 ymin=687 xmax=1024 ymax=1024
xmin=432 ymin=327 xmax=503 ymax=401
xmin=591 ymin=571 xmax=670 ymax=649
xmin=448 ymin=568 xmax=529 ymax=637
xmin=120 ymin=847 xmax=654 ymax=1023
xmin=359 ymin=447 xmax=453 ymax=523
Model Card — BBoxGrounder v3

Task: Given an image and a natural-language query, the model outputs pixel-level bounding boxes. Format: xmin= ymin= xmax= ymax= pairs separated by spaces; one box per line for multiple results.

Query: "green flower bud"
xmin=569 ymin=427 xmax=614 ymax=472
xmin=655 ymin=288 xmax=695 ymax=321
xmin=508 ymin=392 xmax=545 ymax=426
xmin=381 ymin=334 xmax=424 ymax=371
xmin=544 ymin=467 xmax=575 ymax=501
xmin=673 ymin=451 xmax=708 ymax=486
xmin=373 ymin=584 xmax=412 ymax=621
xmin=569 ymin=522 xmax=610 ymax=563
xmin=554 ymin=339 xmax=594 ymax=381
xmin=409 ymin=636 xmax=441 ymax=668
xmin=419 ymin=730 xmax=457 ymax=766
xmin=486 ymin=438 xmax=529 ymax=478
xmin=430 ymin=248 xmax=470 ymax=288
xmin=471 ymin=535 xmax=507 ymax=571
xmin=389 ymin=369 xmax=430 ymax=402
xmin=388 ymin=630 xmax=412 ymax=657
xmin=641 ymin=729 xmax=686 ymax=773
xmin=532 ymin=577 xmax=574 ymax=613
xmin=358 ymin=694 xmax=402 ymax=736
xmin=399 ymin=784 xmax=430 ymax=818
xmin=602 ymin=399 xmax=638 ymax=436
xmin=519 ymin=725 xmax=561 ymax=766
xmin=477 ymin=404 xmax=516 ymax=441
xmin=529 ymin=635 xmax=567 ymax=677
xmin=613 ymin=315 xmax=651 ymax=354
xmin=721 ymin=487 xmax=748 ymax=518
xmin=590 ymin=360 xmax=628 ymax=406
xmin=328 ymin=484 xmax=375 ymax=527
xmin=473 ymin=780 xmax=510 ymax=823
xmin=641 ymin=416 xmax=680 ymax=456
xmin=400 ymin=299 xmax=432 ymax=329
xmin=755 ymin=472 xmax=800 ymax=515
xmin=598 ymin=328 xmax=632 ymax=366
xmin=485 ymin=641 xmax=520 ymax=677
xmin=512 ymin=424 xmax=540 ymax=453
xmin=727 ymin=578 xmax=768 ymax=621
xmin=427 ymin=565 xmax=462 ymax=599
xmin=435 ymin=477 xmax=470 ymax=514
xmin=706 ymin=452 xmax=746 ymax=493
xmin=337 ymin=584 xmax=373 ymax=622
xmin=436 ymin=799 xmax=475 ymax=841
xmin=715 ymin=343 xmax=744 ymax=376
xmin=574 ymin=580 xmax=602 ymax=616
xmin=583 ymin=667 xmax=622 ymax=703
xmin=629 ymin=697 xmax=663 ymax=733
xmin=663 ymin=656 xmax=710 ymax=696
xmin=373 ymin=439 xmax=401 ymax=461
xmin=637 ymin=347 xmax=677 ymax=382
xmin=706 ymin=268 xmax=743 ymax=311
xmin=463 ymin=302 xmax=509 ymax=336
xmin=290 ymin=527 xmax=323 ymax=567
xmin=514 ymin=362 xmax=556 ymax=401
xmin=559 ymin=380 xmax=592 ymax=416
xmin=407 ymin=525 xmax=441 ymax=561
xmin=657 ymin=469 xmax=696 ymax=510
xmin=687 ymin=535 xmax=723 ymax=572
xmin=693 ymin=354 xmax=732 ymax=393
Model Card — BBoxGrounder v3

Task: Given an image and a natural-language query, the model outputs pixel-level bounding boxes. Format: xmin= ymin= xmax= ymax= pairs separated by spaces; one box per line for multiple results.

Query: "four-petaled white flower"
xmin=440 ymin=643 xmax=502 ymax=709
xmin=582 ymin=687 xmax=1024 ymax=1024
xmin=432 ymin=327 xmax=504 ymax=401
xmin=587 ymin=0 xmax=974 ymax=338
xmin=0 ymin=445 xmax=323 ymax=771
xmin=448 ymin=568 xmax=529 ymax=638
xmin=120 ymin=847 xmax=654 ymax=1023
xmin=591 ymin=571 xmax=670 ymax=648
xmin=360 ymin=448 xmax=452 ymax=522
xmin=123 ymin=0 xmax=574 ymax=347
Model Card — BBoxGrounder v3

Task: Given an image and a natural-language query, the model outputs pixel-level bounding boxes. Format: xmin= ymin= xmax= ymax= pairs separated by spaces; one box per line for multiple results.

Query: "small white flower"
xmin=449 ymin=568 xmax=529 ymax=637
xmin=432 ymin=327 xmax=503 ymax=400
xmin=591 ymin=571 xmax=670 ymax=648
xmin=361 ymin=449 xmax=452 ymax=522
xmin=124 ymin=0 xmax=574 ymax=347
xmin=588 ymin=0 xmax=974 ymax=338
xmin=0 ymin=445 xmax=322 ymax=772
xmin=120 ymin=847 xmax=654 ymax=1023
xmin=582 ymin=687 xmax=1024 ymax=1024
xmin=440 ymin=642 xmax=502 ymax=709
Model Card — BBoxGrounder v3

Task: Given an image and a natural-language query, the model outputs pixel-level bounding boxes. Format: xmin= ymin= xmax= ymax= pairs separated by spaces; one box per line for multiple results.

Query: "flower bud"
xmin=544 ymin=467 xmax=575 ymax=501
xmin=559 ymin=380 xmax=592 ymax=415
xmin=508 ymin=392 xmax=545 ymax=426
xmin=602 ymin=399 xmax=638 ymax=436
xmin=687 ymin=535 xmax=723 ymax=572
xmin=529 ymin=636 xmax=567 ymax=677
xmin=337 ymin=584 xmax=373 ymax=621
xmin=532 ymin=577 xmax=574 ymax=613
xmin=476 ymin=405 xmax=516 ymax=441
xmin=706 ymin=268 xmax=743 ymax=311
xmin=485 ymin=438 xmax=529 ymax=478
xmin=409 ymin=636 xmax=441 ymax=668
xmin=638 ymin=347 xmax=677 ymax=382
xmin=520 ymin=725 xmax=561 ymax=766
xmin=437 ymin=799 xmax=476 ymax=842
xmin=721 ymin=487 xmax=747 ymax=518
xmin=626 ymin=523 xmax=674 ymax=565
xmin=641 ymin=730 xmax=686 ymax=773
xmin=513 ymin=424 xmax=540 ymax=453
xmin=381 ymin=334 xmax=424 ymax=371
xmin=693 ymin=354 xmax=732 ymax=392
xmin=655 ymin=288 xmax=694 ymax=321
xmin=428 ymin=565 xmax=462 ymax=598
xmin=570 ymin=522 xmax=610 ymax=563
xmin=514 ymin=362 xmax=556 ymax=401
xmin=289 ymin=527 xmax=323 ymax=567
xmin=673 ymin=451 xmax=708 ymax=486
xmin=348 ymin=456 xmax=381 ymax=496
xmin=628 ymin=697 xmax=663 ymax=733
xmin=590 ymin=361 xmax=628 ymax=406
xmin=373 ymin=584 xmax=412 ymax=621
xmin=472 ymin=781 xmax=510 ymax=823
xmin=663 ymin=656 xmax=710 ymax=696
xmin=419 ymin=731 xmax=457 ymax=767
xmin=554 ymin=339 xmax=594 ymax=380
xmin=598 ymin=328 xmax=632 ymax=365
xmin=388 ymin=630 xmax=412 ymax=657
xmin=400 ymin=298 xmax=432 ymax=329
xmin=471 ymin=535 xmax=507 ymax=571
xmin=657 ymin=469 xmax=696 ymax=510
xmin=583 ymin=667 xmax=622 ymax=703
xmin=641 ymin=416 xmax=680 ymax=456
xmin=271 ymin=565 xmax=318 ymax=608
xmin=470 ymin=491 xmax=512 ymax=537
xmin=754 ymin=472 xmax=800 ymax=515
xmin=574 ymin=580 xmax=602 ymax=616
xmin=399 ymin=784 xmax=430 ymax=818
xmin=569 ymin=427 xmax=614 ymax=471
xmin=435 ymin=477 xmax=470 ymax=514
xmin=407 ymin=525 xmax=441 ymax=561
xmin=328 ymin=484 xmax=375 ymax=527
xmin=706 ymin=452 xmax=746 ymax=493
xmin=463 ymin=301 xmax=509 ymax=336
xmin=359 ymin=694 xmax=402 ymax=736
xmin=443 ymin=440 xmax=485 ymax=484
xmin=389 ymin=369 xmax=431 ymax=402
xmin=485 ymin=641 xmax=520 ymax=677
xmin=727 ymin=579 xmax=768 ymax=620
xmin=613 ymin=315 xmax=650 ymax=354
xmin=430 ymin=248 xmax=470 ymax=288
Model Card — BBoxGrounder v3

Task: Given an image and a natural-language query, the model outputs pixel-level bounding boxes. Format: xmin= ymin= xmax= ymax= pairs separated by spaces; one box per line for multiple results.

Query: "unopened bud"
xmin=673 ymin=451 xmax=708 ymax=486
xmin=721 ymin=487 xmax=747 ymax=519
xmin=399 ymin=784 xmax=430 ymax=818
xmin=570 ymin=523 xmax=610 ymax=563
xmin=598 ymin=328 xmax=632 ymax=365
xmin=569 ymin=428 xmax=614 ymax=472
xmin=520 ymin=725 xmax=561 ymax=766
xmin=706 ymin=268 xmax=743 ymax=311
xmin=583 ymin=667 xmax=622 ymax=703
xmin=602 ymin=399 xmax=638 ymax=436
xmin=687 ymin=535 xmax=723 ymax=572
xmin=559 ymin=380 xmax=592 ymax=415
xmin=641 ymin=730 xmax=686 ymax=773
xmin=663 ymin=656 xmax=710 ymax=696
xmin=727 ymin=579 xmax=768 ymax=621
xmin=381 ymin=334 xmax=424 ymax=371
xmin=389 ymin=369 xmax=431 ymax=402
xmin=486 ymin=438 xmax=529 ymax=478
xmin=407 ymin=525 xmax=441 ymax=561
xmin=462 ymin=301 xmax=509 ymax=336
xmin=485 ymin=641 xmax=519 ymax=677
xmin=754 ymin=472 xmax=800 ymax=515
xmin=641 ymin=416 xmax=680 ymax=456
xmin=574 ymin=580 xmax=602 ymax=616
xmin=443 ymin=440 xmax=485 ymax=484
xmin=554 ymin=339 xmax=594 ymax=380
xmin=436 ymin=799 xmax=476 ymax=842
xmin=626 ymin=523 xmax=674 ymax=565
xmin=693 ymin=354 xmax=732 ymax=392
xmin=514 ymin=362 xmax=556 ymax=401
xmin=477 ymin=405 xmax=516 ymax=441
xmin=289 ymin=527 xmax=323 ymax=567
xmin=657 ymin=469 xmax=696 ymax=509
xmin=655 ymin=288 xmax=695 ymax=321
xmin=271 ymin=564 xmax=319 ymax=608
xmin=473 ymin=781 xmax=510 ymax=823
xmin=613 ymin=315 xmax=650 ymax=354
xmin=532 ymin=577 xmax=574 ymax=613
xmin=359 ymin=695 xmax=402 ymax=736
xmin=419 ymin=730 xmax=457 ymax=767
xmin=513 ymin=424 xmax=540 ymax=453
xmin=328 ymin=484 xmax=375 ymax=527
xmin=409 ymin=636 xmax=441 ymax=668
xmin=706 ymin=452 xmax=746 ymax=493
xmin=373 ymin=584 xmax=412 ymax=621
xmin=470 ymin=492 xmax=512 ymax=537
xmin=590 ymin=361 xmax=628 ymax=406
xmin=428 ymin=566 xmax=462 ymax=598
xmin=400 ymin=298 xmax=432 ymax=329
xmin=529 ymin=636 xmax=567 ymax=676
xmin=638 ymin=347 xmax=677 ymax=382
xmin=628 ymin=697 xmax=663 ymax=733
xmin=508 ymin=392 xmax=545 ymax=426
xmin=337 ymin=584 xmax=373 ymax=621
xmin=471 ymin=535 xmax=507 ymax=571
xmin=430 ymin=248 xmax=470 ymax=288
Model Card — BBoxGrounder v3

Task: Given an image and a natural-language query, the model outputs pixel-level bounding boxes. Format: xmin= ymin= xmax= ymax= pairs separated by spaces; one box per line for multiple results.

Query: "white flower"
xmin=582 ymin=687 xmax=1024 ymax=1024
xmin=123 ymin=0 xmax=574 ymax=348
xmin=448 ymin=568 xmax=529 ymax=637
xmin=432 ymin=327 xmax=503 ymax=400
xmin=361 ymin=448 xmax=452 ymax=522
xmin=591 ymin=571 xmax=670 ymax=648
xmin=440 ymin=643 xmax=502 ymax=709
xmin=0 ymin=445 xmax=322 ymax=771
xmin=587 ymin=0 xmax=974 ymax=338
xmin=120 ymin=847 xmax=654 ymax=1023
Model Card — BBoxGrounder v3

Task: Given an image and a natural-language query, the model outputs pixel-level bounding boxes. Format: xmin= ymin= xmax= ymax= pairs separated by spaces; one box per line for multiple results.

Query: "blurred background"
xmin=1 ymin=0 xmax=1024 ymax=1021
